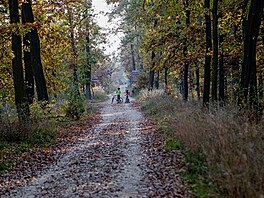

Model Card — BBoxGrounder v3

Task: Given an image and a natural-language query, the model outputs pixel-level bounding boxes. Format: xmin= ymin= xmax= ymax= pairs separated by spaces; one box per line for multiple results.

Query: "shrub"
xmin=61 ymin=85 xmax=86 ymax=120
xmin=92 ymin=87 xmax=108 ymax=102
xmin=0 ymin=102 xmax=57 ymax=145
xmin=64 ymin=98 xmax=85 ymax=120
xmin=140 ymin=93 xmax=264 ymax=197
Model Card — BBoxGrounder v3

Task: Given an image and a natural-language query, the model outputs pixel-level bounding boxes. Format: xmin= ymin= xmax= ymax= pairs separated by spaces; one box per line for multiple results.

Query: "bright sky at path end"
xmin=92 ymin=0 xmax=123 ymax=56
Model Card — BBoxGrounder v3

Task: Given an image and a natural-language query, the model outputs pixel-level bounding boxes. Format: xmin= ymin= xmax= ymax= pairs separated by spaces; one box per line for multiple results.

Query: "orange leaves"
xmin=23 ymin=21 xmax=41 ymax=29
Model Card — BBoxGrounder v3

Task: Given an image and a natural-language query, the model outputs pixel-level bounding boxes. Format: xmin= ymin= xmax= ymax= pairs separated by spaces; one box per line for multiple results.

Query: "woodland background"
xmin=0 ymin=0 xmax=264 ymax=197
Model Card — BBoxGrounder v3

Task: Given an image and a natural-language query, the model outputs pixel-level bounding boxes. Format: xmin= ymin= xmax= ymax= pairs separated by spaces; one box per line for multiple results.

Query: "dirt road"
xmin=1 ymin=98 xmax=189 ymax=197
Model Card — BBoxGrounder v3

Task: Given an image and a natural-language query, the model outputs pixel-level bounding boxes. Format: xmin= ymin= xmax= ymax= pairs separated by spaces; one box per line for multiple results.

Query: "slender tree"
xmin=196 ymin=66 xmax=200 ymax=100
xmin=219 ymin=33 xmax=225 ymax=104
xmin=203 ymin=0 xmax=212 ymax=106
xmin=22 ymin=0 xmax=49 ymax=101
xmin=155 ymin=70 xmax=159 ymax=89
xmin=131 ymin=43 xmax=136 ymax=70
xmin=183 ymin=0 xmax=190 ymax=101
xmin=22 ymin=3 xmax=34 ymax=104
xmin=85 ymin=3 xmax=92 ymax=100
xmin=85 ymin=32 xmax=92 ymax=100
xmin=211 ymin=0 xmax=219 ymax=101
xmin=9 ymin=0 xmax=29 ymax=124
xmin=164 ymin=66 xmax=168 ymax=87
xmin=241 ymin=0 xmax=264 ymax=109
xmin=67 ymin=4 xmax=80 ymax=96
xmin=148 ymin=51 xmax=155 ymax=91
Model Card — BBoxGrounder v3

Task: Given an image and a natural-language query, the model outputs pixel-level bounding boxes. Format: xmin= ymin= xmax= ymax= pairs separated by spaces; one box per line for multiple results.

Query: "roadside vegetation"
xmin=0 ymin=87 xmax=107 ymax=173
xmin=139 ymin=90 xmax=264 ymax=197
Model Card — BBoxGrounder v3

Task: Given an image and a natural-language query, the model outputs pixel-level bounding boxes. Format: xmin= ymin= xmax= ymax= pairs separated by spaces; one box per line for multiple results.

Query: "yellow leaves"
xmin=169 ymin=71 xmax=180 ymax=78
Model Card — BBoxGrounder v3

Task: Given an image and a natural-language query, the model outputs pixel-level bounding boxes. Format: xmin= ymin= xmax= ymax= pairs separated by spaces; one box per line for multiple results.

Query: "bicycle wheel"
xmin=119 ymin=97 xmax=123 ymax=103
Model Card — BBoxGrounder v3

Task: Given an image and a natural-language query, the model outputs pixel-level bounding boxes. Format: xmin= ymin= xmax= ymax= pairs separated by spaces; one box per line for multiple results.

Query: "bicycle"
xmin=116 ymin=97 xmax=123 ymax=103
xmin=111 ymin=94 xmax=123 ymax=104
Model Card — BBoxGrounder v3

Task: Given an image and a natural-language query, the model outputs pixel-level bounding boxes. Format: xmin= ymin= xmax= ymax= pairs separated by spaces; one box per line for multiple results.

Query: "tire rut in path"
xmin=2 ymin=99 xmax=190 ymax=197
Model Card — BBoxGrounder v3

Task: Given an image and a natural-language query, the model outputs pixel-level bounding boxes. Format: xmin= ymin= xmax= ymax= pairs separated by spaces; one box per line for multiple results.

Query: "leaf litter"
xmin=0 ymin=98 xmax=190 ymax=197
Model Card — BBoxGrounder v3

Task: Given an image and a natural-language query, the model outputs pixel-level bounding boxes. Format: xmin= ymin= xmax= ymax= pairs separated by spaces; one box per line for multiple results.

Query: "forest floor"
xmin=0 ymin=97 xmax=190 ymax=197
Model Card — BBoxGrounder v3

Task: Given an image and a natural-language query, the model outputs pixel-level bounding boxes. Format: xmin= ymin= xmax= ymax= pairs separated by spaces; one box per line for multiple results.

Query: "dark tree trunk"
xmin=249 ymin=47 xmax=257 ymax=109
xmin=203 ymin=0 xmax=212 ymax=106
xmin=241 ymin=0 xmax=264 ymax=109
xmin=189 ymin=69 xmax=195 ymax=99
xmin=259 ymin=72 xmax=263 ymax=101
xmin=196 ymin=66 xmax=200 ymax=100
xmin=22 ymin=0 xmax=48 ymax=102
xmin=212 ymin=0 xmax=218 ymax=101
xmin=155 ymin=70 xmax=159 ymax=89
xmin=136 ymin=35 xmax=143 ymax=71
xmin=9 ymin=0 xmax=30 ymax=125
xmin=219 ymin=34 xmax=225 ymax=105
xmin=22 ymin=4 xmax=34 ymax=104
xmin=85 ymin=33 xmax=92 ymax=100
xmin=183 ymin=62 xmax=189 ymax=101
xmin=148 ymin=19 xmax=157 ymax=91
xmin=164 ymin=66 xmax=168 ymax=87
xmin=148 ymin=51 xmax=155 ymax=91
xmin=183 ymin=0 xmax=190 ymax=101
xmin=261 ymin=25 xmax=264 ymax=45
xmin=131 ymin=43 xmax=136 ymax=70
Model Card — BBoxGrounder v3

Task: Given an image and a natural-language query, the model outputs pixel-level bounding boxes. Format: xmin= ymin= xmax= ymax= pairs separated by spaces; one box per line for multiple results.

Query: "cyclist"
xmin=115 ymin=87 xmax=121 ymax=103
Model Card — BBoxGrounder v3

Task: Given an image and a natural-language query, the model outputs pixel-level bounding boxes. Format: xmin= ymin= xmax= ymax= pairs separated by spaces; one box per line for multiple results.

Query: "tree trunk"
xmin=22 ymin=0 xmax=48 ymax=102
xmin=259 ymin=72 xmax=263 ymax=102
xmin=183 ymin=0 xmax=190 ymax=101
xmin=241 ymin=0 xmax=264 ymax=109
xmin=164 ymin=66 xmax=168 ymax=87
xmin=155 ymin=70 xmax=159 ymax=89
xmin=196 ymin=66 xmax=200 ymax=100
xmin=219 ymin=34 xmax=225 ymax=105
xmin=22 ymin=4 xmax=34 ymax=104
xmin=131 ymin=43 xmax=136 ymax=70
xmin=9 ymin=0 xmax=30 ymax=125
xmin=211 ymin=0 xmax=218 ymax=101
xmin=183 ymin=62 xmax=189 ymax=101
xmin=67 ymin=5 xmax=80 ymax=96
xmin=148 ymin=51 xmax=155 ymax=91
xmin=85 ymin=33 xmax=92 ymax=100
xmin=203 ymin=0 xmax=212 ymax=106
xmin=189 ymin=69 xmax=195 ymax=99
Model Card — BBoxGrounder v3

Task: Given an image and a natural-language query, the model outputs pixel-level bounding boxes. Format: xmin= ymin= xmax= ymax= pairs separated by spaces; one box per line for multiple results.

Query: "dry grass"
xmin=140 ymin=91 xmax=264 ymax=197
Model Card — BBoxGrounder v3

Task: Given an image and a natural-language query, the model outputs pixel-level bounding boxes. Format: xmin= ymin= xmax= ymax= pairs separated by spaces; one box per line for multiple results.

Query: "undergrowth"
xmin=139 ymin=90 xmax=264 ymax=198
xmin=0 ymin=95 xmax=98 ymax=174
xmin=92 ymin=87 xmax=108 ymax=102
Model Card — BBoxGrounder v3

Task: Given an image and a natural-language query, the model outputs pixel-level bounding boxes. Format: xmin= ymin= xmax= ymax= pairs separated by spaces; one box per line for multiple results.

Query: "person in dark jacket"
xmin=125 ymin=89 xmax=130 ymax=103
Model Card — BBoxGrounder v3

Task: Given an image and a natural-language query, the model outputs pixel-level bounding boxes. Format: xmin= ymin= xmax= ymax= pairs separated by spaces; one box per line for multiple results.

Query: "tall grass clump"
xmin=140 ymin=91 xmax=264 ymax=197
xmin=0 ymin=102 xmax=58 ymax=172
xmin=92 ymin=87 xmax=108 ymax=102
xmin=0 ymin=102 xmax=57 ymax=145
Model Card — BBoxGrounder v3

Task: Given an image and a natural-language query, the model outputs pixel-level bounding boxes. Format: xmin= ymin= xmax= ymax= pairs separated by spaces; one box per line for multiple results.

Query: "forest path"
xmin=1 ymin=97 xmax=189 ymax=197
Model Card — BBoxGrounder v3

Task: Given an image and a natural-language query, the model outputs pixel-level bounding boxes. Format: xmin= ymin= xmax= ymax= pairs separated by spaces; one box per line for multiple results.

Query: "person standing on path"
xmin=125 ymin=89 xmax=130 ymax=103
xmin=116 ymin=87 xmax=121 ymax=103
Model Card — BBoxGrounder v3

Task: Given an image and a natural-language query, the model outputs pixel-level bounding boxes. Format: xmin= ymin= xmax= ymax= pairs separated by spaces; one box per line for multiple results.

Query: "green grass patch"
xmin=0 ymin=142 xmax=10 ymax=150
xmin=28 ymin=125 xmax=57 ymax=146
xmin=15 ymin=142 xmax=30 ymax=154
xmin=164 ymin=138 xmax=182 ymax=151
xmin=0 ymin=161 xmax=11 ymax=172
xmin=183 ymin=152 xmax=218 ymax=197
